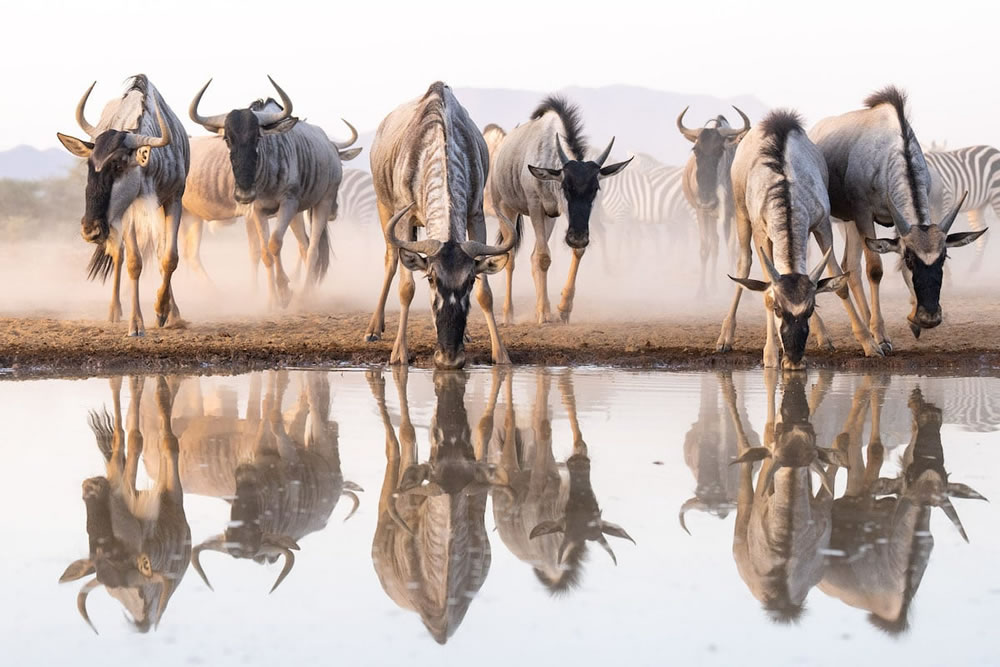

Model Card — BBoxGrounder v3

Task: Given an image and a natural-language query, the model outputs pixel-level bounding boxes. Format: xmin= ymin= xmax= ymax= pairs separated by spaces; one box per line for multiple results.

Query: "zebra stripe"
xmin=597 ymin=158 xmax=695 ymax=226
xmin=941 ymin=377 xmax=1000 ymax=433
xmin=336 ymin=168 xmax=378 ymax=224
xmin=924 ymin=146 xmax=1000 ymax=250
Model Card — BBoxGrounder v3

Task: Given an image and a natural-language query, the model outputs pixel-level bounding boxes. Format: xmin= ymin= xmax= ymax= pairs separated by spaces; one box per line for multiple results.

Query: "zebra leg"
xmin=557 ymin=246 xmax=585 ymax=323
xmin=968 ymin=207 xmax=988 ymax=273
xmin=529 ymin=206 xmax=556 ymax=324
xmin=108 ymin=240 xmax=124 ymax=324
xmin=364 ymin=201 xmax=400 ymax=342
xmin=715 ymin=206 xmax=752 ymax=352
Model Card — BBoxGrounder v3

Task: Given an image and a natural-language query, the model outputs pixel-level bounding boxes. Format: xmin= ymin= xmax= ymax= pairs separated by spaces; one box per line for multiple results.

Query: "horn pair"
xmin=758 ymin=247 xmax=833 ymax=284
xmin=75 ymin=572 xmax=173 ymax=634
xmin=677 ymin=105 xmax=751 ymax=142
xmin=75 ymin=82 xmax=171 ymax=148
xmin=554 ymin=134 xmax=615 ymax=167
xmin=885 ymin=191 xmax=968 ymax=235
xmin=385 ymin=203 xmax=517 ymax=259
xmin=189 ymin=75 xmax=293 ymax=131
xmin=191 ymin=535 xmax=299 ymax=594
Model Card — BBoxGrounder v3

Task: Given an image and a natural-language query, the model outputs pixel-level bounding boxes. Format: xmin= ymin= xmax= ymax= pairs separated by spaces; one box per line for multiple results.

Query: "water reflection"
xmin=491 ymin=370 xmax=634 ymax=592
xmin=59 ymin=376 xmax=191 ymax=634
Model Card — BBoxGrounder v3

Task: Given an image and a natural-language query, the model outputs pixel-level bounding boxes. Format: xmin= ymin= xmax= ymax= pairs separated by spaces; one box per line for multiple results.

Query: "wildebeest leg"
xmin=124 ymin=220 xmax=145 ymax=337
xmin=244 ymin=218 xmax=261 ymax=292
xmin=498 ymin=203 xmax=519 ymax=326
xmin=716 ymin=205 xmax=753 ymax=352
xmin=695 ymin=208 xmax=718 ymax=297
xmin=268 ymin=199 xmax=301 ymax=309
xmin=109 ymin=241 xmax=124 ymax=323
xmin=757 ymin=244 xmax=780 ymax=368
xmin=298 ymin=198 xmax=334 ymax=305
xmin=812 ymin=223 xmax=882 ymax=357
xmin=719 ymin=370 xmax=756 ymax=548
xmin=862 ymin=374 xmax=889 ymax=490
xmin=155 ymin=199 xmax=183 ymax=329
xmin=251 ymin=208 xmax=278 ymax=309
xmin=123 ymin=376 xmax=145 ymax=498
xmin=153 ymin=376 xmax=182 ymax=500
xmin=289 ymin=213 xmax=310 ymax=285
xmin=474 ymin=367 xmax=505 ymax=461
xmin=180 ymin=212 xmax=212 ymax=286
xmin=559 ymin=371 xmax=586 ymax=455
xmin=477 ymin=274 xmax=511 ymax=364
xmin=364 ymin=201 xmax=399 ymax=342
xmin=390 ymin=219 xmax=415 ymax=366
xmin=857 ymin=213 xmax=891 ymax=354
xmin=556 ymin=246 xmax=585 ymax=323
xmin=840 ymin=222 xmax=871 ymax=325
xmin=529 ymin=207 xmax=556 ymax=324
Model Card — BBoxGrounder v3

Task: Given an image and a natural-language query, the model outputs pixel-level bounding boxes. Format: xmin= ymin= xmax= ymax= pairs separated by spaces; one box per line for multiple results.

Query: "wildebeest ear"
xmin=398 ymin=249 xmax=429 ymax=272
xmin=475 ymin=254 xmax=508 ymax=275
xmin=56 ymin=132 xmax=94 ymax=159
xmin=865 ymin=237 xmax=900 ymax=254
xmin=59 ymin=559 xmax=95 ymax=583
xmin=815 ymin=274 xmax=849 ymax=294
xmin=260 ymin=116 xmax=298 ymax=135
xmin=946 ymin=229 xmax=988 ymax=248
xmin=338 ymin=146 xmax=363 ymax=161
xmin=528 ymin=164 xmax=562 ymax=182
xmin=728 ymin=275 xmax=769 ymax=292
xmin=135 ymin=146 xmax=151 ymax=167
xmin=599 ymin=156 xmax=633 ymax=179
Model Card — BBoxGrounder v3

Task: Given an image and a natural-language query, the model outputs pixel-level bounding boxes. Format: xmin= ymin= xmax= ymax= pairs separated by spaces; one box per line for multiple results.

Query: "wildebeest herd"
xmin=56 ymin=75 xmax=989 ymax=369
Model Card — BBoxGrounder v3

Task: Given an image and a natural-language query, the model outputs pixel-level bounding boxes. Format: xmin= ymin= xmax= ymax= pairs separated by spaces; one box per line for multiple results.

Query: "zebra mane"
xmin=531 ymin=96 xmax=587 ymax=160
xmin=865 ymin=86 xmax=928 ymax=223
xmin=759 ymin=109 xmax=803 ymax=237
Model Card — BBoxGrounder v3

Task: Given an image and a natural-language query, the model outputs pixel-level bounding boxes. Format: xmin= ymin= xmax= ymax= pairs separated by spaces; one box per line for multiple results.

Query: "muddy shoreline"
xmin=2 ymin=310 xmax=999 ymax=380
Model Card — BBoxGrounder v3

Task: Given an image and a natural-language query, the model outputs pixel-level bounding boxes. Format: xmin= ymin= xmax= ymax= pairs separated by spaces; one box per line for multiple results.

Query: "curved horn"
xmin=594 ymin=136 xmax=615 ymax=167
xmin=191 ymin=535 xmax=228 ymax=591
xmin=720 ymin=106 xmax=752 ymax=138
xmin=809 ymin=247 xmax=834 ymax=284
xmin=601 ymin=520 xmax=635 ymax=543
xmin=886 ymin=195 xmax=911 ymax=236
xmin=386 ymin=203 xmax=442 ymax=257
xmin=77 ymin=578 xmax=101 ymax=635
xmin=811 ymin=461 xmax=835 ymax=495
xmin=676 ymin=106 xmax=700 ymax=142
xmin=341 ymin=490 xmax=360 ymax=521
xmin=75 ymin=81 xmax=99 ymax=139
xmin=760 ymin=247 xmax=782 ymax=284
xmin=125 ymin=98 xmax=171 ymax=149
xmin=460 ymin=211 xmax=517 ymax=258
xmin=595 ymin=534 xmax=618 ymax=566
xmin=558 ymin=537 xmax=581 ymax=564
xmin=761 ymin=460 xmax=782 ymax=493
xmin=679 ymin=497 xmax=708 ymax=535
xmin=947 ymin=482 xmax=988 ymax=501
xmin=252 ymin=75 xmax=293 ymax=127
xmin=939 ymin=190 xmax=969 ymax=233
xmin=555 ymin=134 xmax=571 ymax=165
xmin=333 ymin=118 xmax=359 ymax=149
xmin=189 ymin=79 xmax=228 ymax=131
xmin=268 ymin=548 xmax=295 ymax=594
xmin=939 ymin=496 xmax=970 ymax=543
xmin=529 ymin=519 xmax=566 ymax=539
xmin=149 ymin=573 xmax=173 ymax=629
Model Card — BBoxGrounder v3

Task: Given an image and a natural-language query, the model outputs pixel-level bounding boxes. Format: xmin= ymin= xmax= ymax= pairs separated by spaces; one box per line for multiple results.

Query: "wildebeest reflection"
xmin=143 ymin=371 xmax=360 ymax=593
xmin=491 ymin=370 xmax=634 ymax=593
xmin=368 ymin=367 xmax=506 ymax=644
xmin=730 ymin=371 xmax=839 ymax=622
xmin=60 ymin=376 xmax=191 ymax=634
xmin=818 ymin=387 xmax=987 ymax=634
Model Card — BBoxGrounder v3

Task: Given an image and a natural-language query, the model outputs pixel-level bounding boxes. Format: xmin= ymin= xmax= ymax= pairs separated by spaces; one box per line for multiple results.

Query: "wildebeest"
xmin=729 ymin=371 xmax=840 ymax=622
xmin=368 ymin=367 xmax=507 ymax=644
xmin=482 ymin=123 xmax=507 ymax=220
xmin=59 ymin=376 xmax=190 ymax=633
xmin=189 ymin=77 xmax=351 ymax=306
xmin=56 ymin=75 xmax=190 ymax=335
xmin=677 ymin=107 xmax=751 ymax=294
xmin=490 ymin=96 xmax=631 ymax=324
xmin=491 ymin=369 xmax=634 ymax=592
xmin=364 ymin=82 xmax=515 ymax=369
xmin=718 ymin=110 xmax=881 ymax=369
xmin=818 ymin=387 xmax=987 ymax=633
xmin=809 ymin=87 xmax=985 ymax=348
xmin=140 ymin=371 xmax=361 ymax=593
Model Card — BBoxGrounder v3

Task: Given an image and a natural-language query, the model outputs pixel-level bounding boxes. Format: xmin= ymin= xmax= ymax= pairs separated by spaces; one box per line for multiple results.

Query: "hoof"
xmin=879 ymin=341 xmax=894 ymax=355
xmin=716 ymin=342 xmax=732 ymax=353
xmin=364 ymin=333 xmax=381 ymax=343
xmin=558 ymin=310 xmax=570 ymax=324
xmin=910 ymin=323 xmax=922 ymax=339
xmin=126 ymin=330 xmax=145 ymax=338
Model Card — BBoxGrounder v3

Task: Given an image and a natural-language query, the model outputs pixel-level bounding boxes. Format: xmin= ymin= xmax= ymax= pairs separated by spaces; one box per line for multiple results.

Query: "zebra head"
xmin=189 ymin=76 xmax=298 ymax=204
xmin=677 ymin=106 xmax=750 ymax=209
xmin=865 ymin=192 xmax=986 ymax=337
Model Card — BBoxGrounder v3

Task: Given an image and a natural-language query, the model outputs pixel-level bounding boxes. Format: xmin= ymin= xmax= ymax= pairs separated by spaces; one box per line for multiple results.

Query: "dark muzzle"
xmin=434 ymin=347 xmax=466 ymax=370
xmin=565 ymin=229 xmax=590 ymax=249
xmin=234 ymin=187 xmax=257 ymax=205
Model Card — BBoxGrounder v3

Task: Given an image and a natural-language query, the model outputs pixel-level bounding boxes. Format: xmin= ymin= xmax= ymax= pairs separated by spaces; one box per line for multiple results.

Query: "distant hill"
xmin=349 ymin=85 xmax=769 ymax=171
xmin=0 ymin=145 xmax=75 ymax=180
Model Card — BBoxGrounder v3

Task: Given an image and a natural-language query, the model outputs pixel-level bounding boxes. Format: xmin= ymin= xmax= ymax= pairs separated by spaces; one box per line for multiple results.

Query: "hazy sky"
xmin=3 ymin=0 xmax=996 ymax=151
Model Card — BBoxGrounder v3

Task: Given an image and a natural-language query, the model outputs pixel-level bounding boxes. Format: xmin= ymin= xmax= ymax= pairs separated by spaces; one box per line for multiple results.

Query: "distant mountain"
xmin=348 ymin=85 xmax=770 ymax=171
xmin=0 ymin=145 xmax=75 ymax=180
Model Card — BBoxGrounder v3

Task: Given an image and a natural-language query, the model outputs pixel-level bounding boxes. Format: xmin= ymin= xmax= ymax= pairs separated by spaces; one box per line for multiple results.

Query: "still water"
xmin=1 ymin=367 xmax=998 ymax=666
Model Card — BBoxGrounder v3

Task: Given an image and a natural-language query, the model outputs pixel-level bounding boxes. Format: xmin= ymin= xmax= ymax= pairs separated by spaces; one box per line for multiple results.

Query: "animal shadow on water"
xmin=142 ymin=371 xmax=362 ymax=594
xmin=490 ymin=369 xmax=635 ymax=592
xmin=682 ymin=371 xmax=987 ymax=629
xmin=59 ymin=376 xmax=191 ymax=634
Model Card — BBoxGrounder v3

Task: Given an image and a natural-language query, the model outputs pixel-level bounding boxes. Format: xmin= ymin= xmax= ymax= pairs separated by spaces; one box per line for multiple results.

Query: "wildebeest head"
xmin=730 ymin=248 xmax=848 ymax=370
xmin=678 ymin=106 xmax=751 ymax=208
xmin=388 ymin=205 xmax=516 ymax=369
xmin=189 ymin=76 xmax=298 ymax=204
xmin=866 ymin=192 xmax=986 ymax=337
xmin=528 ymin=136 xmax=631 ymax=249
xmin=57 ymin=82 xmax=172 ymax=248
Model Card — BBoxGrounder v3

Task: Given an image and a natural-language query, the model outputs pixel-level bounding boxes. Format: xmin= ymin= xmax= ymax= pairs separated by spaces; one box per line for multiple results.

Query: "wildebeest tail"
xmin=88 ymin=409 xmax=115 ymax=462
xmin=311 ymin=222 xmax=331 ymax=285
xmin=494 ymin=213 xmax=524 ymax=255
xmin=87 ymin=245 xmax=115 ymax=283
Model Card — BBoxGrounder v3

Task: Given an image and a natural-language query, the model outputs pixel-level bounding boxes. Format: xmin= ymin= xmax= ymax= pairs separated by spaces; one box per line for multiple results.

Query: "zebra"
xmin=924 ymin=145 xmax=997 ymax=262
xmin=336 ymin=168 xmax=378 ymax=224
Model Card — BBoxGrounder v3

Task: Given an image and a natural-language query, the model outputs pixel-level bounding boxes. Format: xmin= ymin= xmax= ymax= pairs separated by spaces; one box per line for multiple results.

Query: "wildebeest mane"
xmin=865 ymin=86 xmax=926 ymax=221
xmin=249 ymin=97 xmax=282 ymax=112
xmin=403 ymin=83 xmax=450 ymax=223
xmin=482 ymin=123 xmax=506 ymax=137
xmin=532 ymin=96 xmax=587 ymax=160
xmin=760 ymin=110 xmax=803 ymax=240
xmin=533 ymin=545 xmax=586 ymax=595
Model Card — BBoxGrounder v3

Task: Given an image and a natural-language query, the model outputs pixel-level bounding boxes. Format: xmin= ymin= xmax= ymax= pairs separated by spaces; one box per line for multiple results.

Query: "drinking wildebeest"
xmin=189 ymin=77 xmax=351 ymax=307
xmin=809 ymin=87 xmax=985 ymax=349
xmin=677 ymin=107 xmax=751 ymax=294
xmin=59 ymin=376 xmax=190 ymax=633
xmin=489 ymin=96 xmax=631 ymax=324
xmin=717 ymin=110 xmax=881 ymax=369
xmin=56 ymin=75 xmax=190 ymax=335
xmin=364 ymin=82 xmax=515 ymax=369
